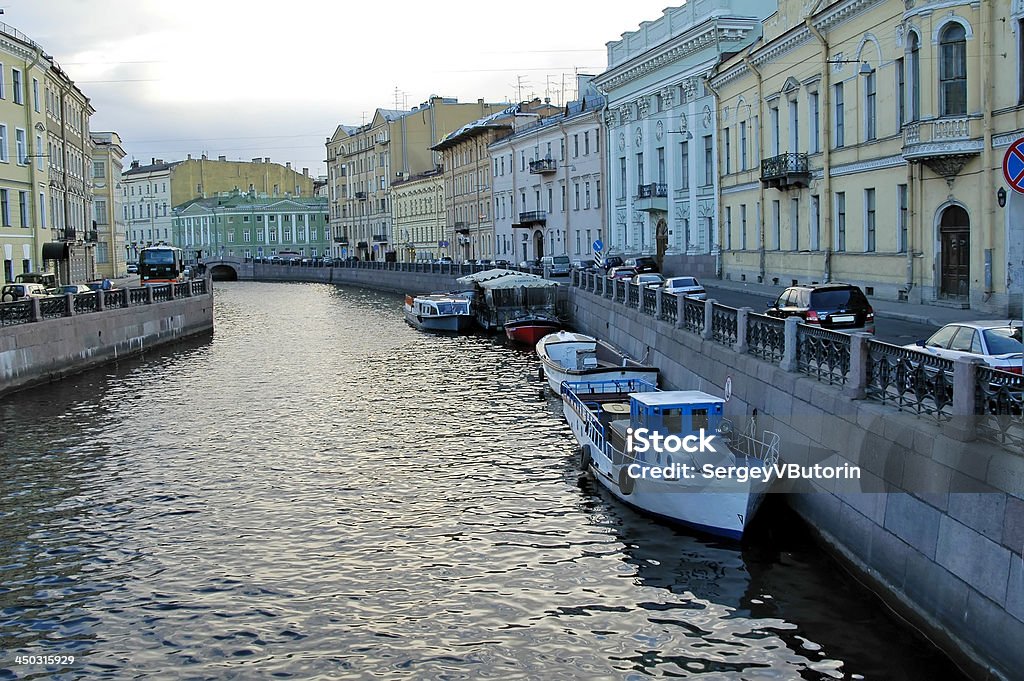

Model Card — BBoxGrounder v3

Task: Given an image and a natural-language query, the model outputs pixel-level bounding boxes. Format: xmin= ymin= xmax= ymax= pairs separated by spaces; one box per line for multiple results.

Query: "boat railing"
xmin=561 ymin=379 xmax=657 ymax=458
xmin=721 ymin=418 xmax=781 ymax=467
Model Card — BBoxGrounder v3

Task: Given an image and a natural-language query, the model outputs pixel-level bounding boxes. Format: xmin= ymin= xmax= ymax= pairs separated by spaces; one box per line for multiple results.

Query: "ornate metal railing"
xmin=642 ymin=287 xmax=657 ymax=315
xmin=747 ymin=313 xmax=785 ymax=362
xmin=682 ymin=297 xmax=704 ymax=335
xmin=191 ymin=279 xmax=208 ymax=296
xmin=106 ymin=289 xmax=127 ymax=308
xmin=604 ymin=277 xmax=614 ymax=299
xmin=615 ymin=279 xmax=626 ymax=302
xmin=0 ymin=300 xmax=32 ymax=325
xmin=975 ymin=366 xmax=1023 ymax=449
xmin=661 ymin=292 xmax=678 ymax=324
xmin=797 ymin=325 xmax=851 ymax=385
xmin=627 ymin=283 xmax=640 ymax=307
xmin=73 ymin=292 xmax=99 ymax=314
xmin=151 ymin=284 xmax=171 ymax=302
xmin=636 ymin=183 xmax=668 ymax=198
xmin=128 ymin=288 xmax=148 ymax=305
xmin=866 ymin=341 xmax=953 ymax=420
xmin=174 ymin=282 xmax=190 ymax=297
xmin=39 ymin=296 xmax=67 ymax=319
xmin=761 ymin=152 xmax=809 ymax=179
xmin=710 ymin=303 xmax=737 ymax=346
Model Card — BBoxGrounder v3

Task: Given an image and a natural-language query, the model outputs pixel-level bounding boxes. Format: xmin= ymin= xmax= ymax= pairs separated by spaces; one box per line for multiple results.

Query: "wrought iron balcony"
xmin=372 ymin=234 xmax=389 ymax=243
xmin=635 ymin=183 xmax=668 ymax=212
xmin=902 ymin=115 xmax=983 ymax=178
xmin=83 ymin=230 xmax=98 ymax=243
xmin=60 ymin=228 xmax=77 ymax=242
xmin=518 ymin=211 xmax=547 ymax=225
xmin=355 ymin=191 xmax=367 ymax=200
xmin=761 ymin=152 xmax=811 ymax=190
xmin=454 ymin=221 xmax=469 ymax=234
xmin=334 ymin=236 xmax=349 ymax=244
xmin=636 ymin=183 xmax=667 ymax=199
xmin=529 ymin=158 xmax=557 ymax=174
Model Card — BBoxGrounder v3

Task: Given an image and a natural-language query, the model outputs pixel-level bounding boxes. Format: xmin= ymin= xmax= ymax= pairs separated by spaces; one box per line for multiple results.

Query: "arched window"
xmin=939 ymin=23 xmax=967 ymax=116
xmin=908 ymin=32 xmax=921 ymax=121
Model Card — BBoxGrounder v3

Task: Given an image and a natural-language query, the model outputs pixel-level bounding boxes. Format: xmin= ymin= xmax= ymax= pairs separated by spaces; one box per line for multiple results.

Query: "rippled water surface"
xmin=0 ymin=282 xmax=965 ymax=679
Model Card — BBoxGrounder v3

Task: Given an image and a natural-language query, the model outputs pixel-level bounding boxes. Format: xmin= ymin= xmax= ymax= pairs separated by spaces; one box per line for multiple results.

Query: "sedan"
xmin=631 ymin=273 xmax=665 ymax=289
xmin=608 ymin=266 xmax=638 ymax=280
xmin=662 ymin=276 xmax=706 ymax=300
xmin=905 ymin=321 xmax=1023 ymax=374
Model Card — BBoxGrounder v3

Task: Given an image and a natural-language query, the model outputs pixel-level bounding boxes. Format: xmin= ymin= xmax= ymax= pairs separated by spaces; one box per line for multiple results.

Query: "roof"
xmin=479 ymin=274 xmax=559 ymax=290
xmin=940 ymin=320 xmax=1023 ymax=329
xmin=632 ymin=390 xmax=723 ymax=407
xmin=433 ymin=104 xmax=520 ymax=150
xmin=456 ymin=268 xmax=533 ymax=284
xmin=124 ymin=160 xmax=181 ymax=176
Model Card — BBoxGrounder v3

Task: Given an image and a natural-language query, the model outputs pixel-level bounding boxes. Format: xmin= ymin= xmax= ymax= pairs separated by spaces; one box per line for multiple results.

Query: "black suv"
xmin=765 ymin=283 xmax=875 ymax=334
xmin=625 ymin=256 xmax=658 ymax=274
xmin=601 ymin=256 xmax=624 ymax=272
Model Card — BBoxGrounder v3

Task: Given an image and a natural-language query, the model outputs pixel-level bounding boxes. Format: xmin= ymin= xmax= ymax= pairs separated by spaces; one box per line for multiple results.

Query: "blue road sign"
xmin=593 ymin=239 xmax=604 ymax=253
xmin=1003 ymin=138 xmax=1024 ymax=194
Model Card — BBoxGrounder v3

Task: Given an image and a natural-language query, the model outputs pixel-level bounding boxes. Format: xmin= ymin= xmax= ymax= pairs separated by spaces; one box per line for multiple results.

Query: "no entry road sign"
xmin=1002 ymin=138 xmax=1024 ymax=193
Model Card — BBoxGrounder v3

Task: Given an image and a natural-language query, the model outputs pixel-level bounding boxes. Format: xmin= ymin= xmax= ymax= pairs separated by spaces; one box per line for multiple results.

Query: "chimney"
xmin=286 ymin=162 xmax=291 ymax=169
xmin=264 ymin=157 xmax=270 ymax=163
xmin=131 ymin=160 xmax=140 ymax=169
xmin=218 ymin=155 xmax=226 ymax=161
xmin=252 ymin=157 xmax=261 ymax=163
xmin=302 ymin=167 xmax=309 ymax=176
xmin=151 ymin=157 xmax=156 ymax=165
xmin=187 ymin=153 xmax=192 ymax=160
xmin=201 ymin=153 xmax=207 ymax=160
xmin=155 ymin=159 xmax=163 ymax=164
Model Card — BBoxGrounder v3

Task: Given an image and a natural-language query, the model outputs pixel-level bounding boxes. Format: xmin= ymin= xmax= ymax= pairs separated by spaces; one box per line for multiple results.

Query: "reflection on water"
xmin=0 ymin=282 xmax=963 ymax=679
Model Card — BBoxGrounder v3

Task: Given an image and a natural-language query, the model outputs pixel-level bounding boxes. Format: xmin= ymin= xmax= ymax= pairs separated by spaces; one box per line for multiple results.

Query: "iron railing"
xmin=73 ymin=292 xmax=99 ymax=314
xmin=128 ymin=288 xmax=148 ymax=305
xmin=796 ymin=325 xmax=851 ymax=385
xmin=642 ymin=287 xmax=657 ymax=315
xmin=975 ymin=366 xmax=1023 ymax=449
xmin=151 ymin=284 xmax=172 ymax=302
xmin=682 ymin=297 xmax=704 ymax=335
xmin=866 ymin=341 xmax=954 ymax=421
xmin=0 ymin=300 xmax=32 ymax=325
xmin=710 ymin=303 xmax=738 ymax=346
xmin=747 ymin=313 xmax=786 ymax=362
xmin=39 ymin=296 xmax=67 ymax=319
xmin=106 ymin=289 xmax=127 ymax=308
xmin=661 ymin=292 xmax=678 ymax=324
xmin=627 ymin=283 xmax=640 ymax=308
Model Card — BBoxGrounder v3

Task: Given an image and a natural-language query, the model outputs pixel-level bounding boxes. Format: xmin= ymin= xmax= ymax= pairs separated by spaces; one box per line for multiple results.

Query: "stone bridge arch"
xmin=204 ymin=257 xmax=244 ymax=281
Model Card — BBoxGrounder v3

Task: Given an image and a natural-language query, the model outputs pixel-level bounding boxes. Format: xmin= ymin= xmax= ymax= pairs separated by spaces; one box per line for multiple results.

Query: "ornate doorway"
xmin=938 ymin=206 xmax=970 ymax=299
xmin=533 ymin=230 xmax=544 ymax=260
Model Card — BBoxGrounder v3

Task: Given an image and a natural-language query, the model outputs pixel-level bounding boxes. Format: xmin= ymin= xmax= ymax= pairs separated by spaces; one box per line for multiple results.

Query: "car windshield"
xmin=670 ymin=277 xmax=698 ymax=287
xmin=810 ymin=289 xmax=853 ymax=308
xmin=141 ymin=250 xmax=176 ymax=265
xmin=983 ymin=327 xmax=1024 ymax=354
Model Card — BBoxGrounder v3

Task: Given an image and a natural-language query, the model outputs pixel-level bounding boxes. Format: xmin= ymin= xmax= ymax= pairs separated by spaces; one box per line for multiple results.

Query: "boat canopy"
xmin=479 ymin=273 xmax=558 ymax=290
xmin=456 ymin=268 xmax=526 ymax=284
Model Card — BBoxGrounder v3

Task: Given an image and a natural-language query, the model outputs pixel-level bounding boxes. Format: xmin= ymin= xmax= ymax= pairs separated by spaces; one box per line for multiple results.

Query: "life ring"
xmin=578 ymin=445 xmax=592 ymax=472
xmin=618 ymin=467 xmax=635 ymax=495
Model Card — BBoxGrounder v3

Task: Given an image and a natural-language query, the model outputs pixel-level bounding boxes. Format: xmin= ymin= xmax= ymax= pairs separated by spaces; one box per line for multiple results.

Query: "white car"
xmin=631 ymin=273 xmax=665 ymax=289
xmin=662 ymin=276 xmax=707 ymax=300
xmin=905 ymin=321 xmax=1023 ymax=374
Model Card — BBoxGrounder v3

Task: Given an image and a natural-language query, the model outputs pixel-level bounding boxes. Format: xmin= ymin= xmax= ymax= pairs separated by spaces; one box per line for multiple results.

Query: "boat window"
xmin=662 ymin=408 xmax=683 ymax=433
xmin=691 ymin=408 xmax=709 ymax=432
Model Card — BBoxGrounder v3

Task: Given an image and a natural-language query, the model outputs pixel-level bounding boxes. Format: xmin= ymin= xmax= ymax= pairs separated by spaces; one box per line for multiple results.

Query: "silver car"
xmin=905 ymin=321 xmax=1023 ymax=374
xmin=662 ymin=276 xmax=707 ymax=300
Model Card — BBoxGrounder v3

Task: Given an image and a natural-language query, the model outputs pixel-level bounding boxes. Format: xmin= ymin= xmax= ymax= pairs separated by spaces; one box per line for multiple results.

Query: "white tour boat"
xmin=535 ymin=331 xmax=659 ymax=393
xmin=561 ymin=378 xmax=779 ymax=540
xmin=404 ymin=293 xmax=475 ymax=333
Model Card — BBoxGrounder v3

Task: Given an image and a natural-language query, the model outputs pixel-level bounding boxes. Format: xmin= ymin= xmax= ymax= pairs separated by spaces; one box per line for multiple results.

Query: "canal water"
xmin=0 ymin=282 xmax=965 ymax=680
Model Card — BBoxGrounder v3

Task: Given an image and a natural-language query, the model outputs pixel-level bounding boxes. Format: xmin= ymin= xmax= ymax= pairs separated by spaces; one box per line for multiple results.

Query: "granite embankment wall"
xmin=0 ymin=287 xmax=213 ymax=398
xmin=250 ymin=264 xmax=462 ymax=294
xmin=569 ymin=286 xmax=1023 ymax=681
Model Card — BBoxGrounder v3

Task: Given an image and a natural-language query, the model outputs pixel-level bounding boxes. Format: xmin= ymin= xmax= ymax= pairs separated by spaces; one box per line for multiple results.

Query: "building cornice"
xmin=828 ymin=154 xmax=906 ymax=177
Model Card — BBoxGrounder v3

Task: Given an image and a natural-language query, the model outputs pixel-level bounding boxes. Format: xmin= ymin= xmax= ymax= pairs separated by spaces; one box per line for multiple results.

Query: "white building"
xmin=122 ymin=158 xmax=178 ymax=261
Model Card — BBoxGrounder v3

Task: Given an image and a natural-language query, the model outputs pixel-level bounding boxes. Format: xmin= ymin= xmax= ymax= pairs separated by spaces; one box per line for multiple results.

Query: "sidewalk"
xmin=701 ymin=277 xmax=994 ymax=327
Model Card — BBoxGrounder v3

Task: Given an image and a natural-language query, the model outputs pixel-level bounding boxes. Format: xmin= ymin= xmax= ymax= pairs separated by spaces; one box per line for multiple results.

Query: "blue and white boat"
xmin=404 ymin=293 xmax=474 ymax=333
xmin=561 ymin=379 xmax=779 ymax=540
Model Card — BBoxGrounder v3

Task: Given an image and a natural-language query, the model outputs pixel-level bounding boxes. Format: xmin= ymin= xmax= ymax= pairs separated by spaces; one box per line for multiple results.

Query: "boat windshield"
xmin=436 ymin=302 xmax=468 ymax=315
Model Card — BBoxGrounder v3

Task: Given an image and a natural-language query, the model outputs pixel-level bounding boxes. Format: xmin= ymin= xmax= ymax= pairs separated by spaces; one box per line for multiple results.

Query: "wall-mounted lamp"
xmin=826 ymin=59 xmax=873 ymax=76
xmin=997 ymin=186 xmax=1007 ymax=208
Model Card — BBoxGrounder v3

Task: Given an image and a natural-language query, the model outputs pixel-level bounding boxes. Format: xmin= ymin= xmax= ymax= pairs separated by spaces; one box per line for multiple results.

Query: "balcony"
xmin=83 ymin=230 xmax=98 ymax=243
xmin=634 ymin=183 xmax=668 ymax=213
xmin=517 ymin=211 xmax=547 ymax=226
xmin=60 ymin=228 xmax=77 ymax=242
xmin=529 ymin=158 xmax=557 ymax=174
xmin=902 ymin=115 xmax=983 ymax=178
xmin=372 ymin=234 xmax=389 ymax=243
xmin=760 ymin=152 xmax=811 ymax=190
xmin=454 ymin=221 xmax=469 ymax=235
xmin=334 ymin=236 xmax=349 ymax=244
xmin=355 ymin=191 xmax=367 ymax=200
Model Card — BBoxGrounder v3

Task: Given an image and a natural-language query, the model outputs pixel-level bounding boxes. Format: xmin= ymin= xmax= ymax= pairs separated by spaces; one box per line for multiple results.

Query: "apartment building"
xmin=592 ymin=1 xmax=772 ymax=262
xmin=713 ymin=0 xmax=1023 ymax=315
xmin=490 ymin=77 xmax=606 ymax=265
xmin=391 ymin=170 xmax=445 ymax=262
xmin=325 ymin=97 xmax=509 ymax=261
xmin=90 ymin=131 xmax=127 ymax=278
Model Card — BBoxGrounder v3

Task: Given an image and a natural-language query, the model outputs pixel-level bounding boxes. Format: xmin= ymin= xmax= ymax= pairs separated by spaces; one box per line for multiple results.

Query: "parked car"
xmin=608 ymin=266 xmax=638 ymax=280
xmin=126 ymin=264 xmax=139 ymax=274
xmin=631 ymin=273 xmax=665 ymax=289
xmin=904 ymin=321 xmax=1023 ymax=375
xmin=541 ymin=255 xmax=571 ymax=276
xmin=50 ymin=284 xmax=92 ymax=296
xmin=15 ymin=272 xmax=57 ymax=288
xmin=601 ymin=256 xmax=624 ymax=272
xmin=1 ymin=283 xmax=49 ymax=301
xmin=662 ymin=276 xmax=706 ymax=299
xmin=493 ymin=259 xmax=511 ymax=269
xmin=571 ymin=259 xmax=596 ymax=272
xmin=519 ymin=259 xmax=540 ymax=269
xmin=625 ymin=256 xmax=658 ymax=274
xmin=435 ymin=256 xmax=452 ymax=265
xmin=765 ymin=283 xmax=875 ymax=334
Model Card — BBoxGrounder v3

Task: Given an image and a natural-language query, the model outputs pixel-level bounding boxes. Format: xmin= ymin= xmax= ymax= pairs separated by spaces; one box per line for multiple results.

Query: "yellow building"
xmin=325 ymin=97 xmax=509 ymax=261
xmin=712 ymin=0 xmax=1023 ymax=315
xmin=392 ymin=170 xmax=445 ymax=262
xmin=0 ymin=22 xmax=52 ymax=283
xmin=90 ymin=132 xmax=126 ymax=278
xmin=170 ymin=155 xmax=314 ymax=208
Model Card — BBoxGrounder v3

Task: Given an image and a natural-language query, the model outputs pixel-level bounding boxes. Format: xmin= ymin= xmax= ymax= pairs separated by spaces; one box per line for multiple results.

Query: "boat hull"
xmin=505 ymin=319 xmax=561 ymax=345
xmin=536 ymin=331 xmax=658 ymax=392
xmin=404 ymin=308 xmax=475 ymax=333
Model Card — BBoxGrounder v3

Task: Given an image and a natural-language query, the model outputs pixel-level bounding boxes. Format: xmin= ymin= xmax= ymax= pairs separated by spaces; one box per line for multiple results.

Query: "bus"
xmin=139 ymin=246 xmax=186 ymax=284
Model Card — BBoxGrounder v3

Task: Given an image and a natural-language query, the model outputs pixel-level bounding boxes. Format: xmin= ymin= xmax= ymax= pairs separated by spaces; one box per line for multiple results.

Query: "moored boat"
xmin=561 ymin=378 xmax=779 ymax=540
xmin=404 ymin=293 xmax=474 ymax=333
xmin=504 ymin=312 xmax=562 ymax=345
xmin=535 ymin=331 xmax=658 ymax=393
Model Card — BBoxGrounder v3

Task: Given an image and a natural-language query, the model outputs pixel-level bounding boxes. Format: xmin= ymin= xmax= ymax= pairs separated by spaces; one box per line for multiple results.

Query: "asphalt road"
xmin=700 ymin=283 xmax=939 ymax=346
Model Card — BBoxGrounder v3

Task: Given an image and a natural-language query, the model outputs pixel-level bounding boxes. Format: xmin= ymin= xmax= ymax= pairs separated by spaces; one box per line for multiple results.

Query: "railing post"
xmin=636 ymin=284 xmax=643 ymax=311
xmin=703 ymin=299 xmax=715 ymax=340
xmin=780 ymin=316 xmax=800 ymax=371
xmin=64 ymin=293 xmax=75 ymax=317
xmin=950 ymin=356 xmax=981 ymax=442
xmin=30 ymin=297 xmax=41 ymax=322
xmin=675 ymin=292 xmax=686 ymax=329
xmin=145 ymin=286 xmax=154 ymax=304
xmin=733 ymin=306 xmax=750 ymax=352
xmin=843 ymin=332 xmax=871 ymax=399
xmin=168 ymin=283 xmax=176 ymax=300
xmin=96 ymin=290 xmax=105 ymax=311
xmin=655 ymin=288 xmax=663 ymax=320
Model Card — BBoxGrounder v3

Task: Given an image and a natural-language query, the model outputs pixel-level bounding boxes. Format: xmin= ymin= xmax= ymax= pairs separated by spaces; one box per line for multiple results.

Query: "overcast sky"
xmin=7 ymin=0 xmax=680 ymax=176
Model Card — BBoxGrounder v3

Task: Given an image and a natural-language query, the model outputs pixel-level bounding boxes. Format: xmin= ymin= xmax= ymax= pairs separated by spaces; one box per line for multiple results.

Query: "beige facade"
xmin=170 ymin=155 xmax=314 ymax=208
xmin=90 ymin=132 xmax=126 ymax=278
xmin=712 ymin=0 xmax=1024 ymax=315
xmin=392 ymin=170 xmax=445 ymax=262
xmin=0 ymin=22 xmax=50 ymax=283
xmin=325 ymin=97 xmax=509 ymax=261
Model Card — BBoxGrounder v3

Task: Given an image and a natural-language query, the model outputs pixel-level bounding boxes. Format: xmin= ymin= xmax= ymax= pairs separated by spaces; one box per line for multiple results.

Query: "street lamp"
xmin=997 ymin=186 xmax=1007 ymax=208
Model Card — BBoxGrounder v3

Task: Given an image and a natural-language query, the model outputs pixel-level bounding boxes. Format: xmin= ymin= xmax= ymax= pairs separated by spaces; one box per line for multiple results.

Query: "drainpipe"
xmin=981 ymin=0 xmax=995 ymax=305
xmin=704 ymin=56 xmax=723 ymax=278
xmin=27 ymin=47 xmax=46 ymax=266
xmin=806 ymin=14 xmax=833 ymax=282
xmin=558 ymin=118 xmax=570 ymax=259
xmin=742 ymin=50 xmax=767 ymax=283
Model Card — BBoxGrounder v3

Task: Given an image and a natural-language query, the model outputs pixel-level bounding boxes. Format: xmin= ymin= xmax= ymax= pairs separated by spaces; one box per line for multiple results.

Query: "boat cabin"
xmin=412 ymin=295 xmax=469 ymax=317
xmin=630 ymin=390 xmax=723 ymax=434
xmin=544 ymin=339 xmax=598 ymax=370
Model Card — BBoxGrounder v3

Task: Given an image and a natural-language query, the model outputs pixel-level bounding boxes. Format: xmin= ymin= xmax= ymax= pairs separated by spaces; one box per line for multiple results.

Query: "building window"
xmin=723 ymin=129 xmax=731 ymax=174
xmin=584 ymin=131 xmax=590 ymax=155
xmin=788 ymin=97 xmax=799 ymax=152
xmin=12 ymin=69 xmax=22 ymax=104
xmin=835 ymin=192 xmax=846 ymax=251
xmin=739 ymin=121 xmax=748 ymax=170
xmin=0 ymin=125 xmax=6 ymax=162
xmin=574 ymin=183 xmax=580 ymax=210
xmin=908 ymin=32 xmax=921 ymax=122
xmin=680 ymin=141 xmax=689 ymax=187
xmin=808 ymin=91 xmax=820 ymax=153
xmin=834 ymin=83 xmax=844 ymax=148
xmin=771 ymin=200 xmax=780 ymax=250
xmin=865 ymin=188 xmax=876 ymax=252
xmin=769 ymin=105 xmax=780 ymax=156
xmin=657 ymin=147 xmax=665 ymax=184
xmin=19 ymin=191 xmax=28 ymax=227
xmin=702 ymin=135 xmax=713 ymax=186
xmin=15 ymin=129 xmax=27 ymax=164
xmin=864 ymin=70 xmax=877 ymax=141
xmin=810 ymin=194 xmax=820 ymax=250
xmin=0 ymin=190 xmax=9 ymax=226
xmin=584 ymin=182 xmax=591 ymax=209
xmin=896 ymin=58 xmax=905 ymax=127
xmin=897 ymin=184 xmax=908 ymax=253
xmin=939 ymin=23 xmax=967 ymax=116
xmin=32 ymin=78 xmax=40 ymax=112
xmin=574 ymin=134 xmax=579 ymax=157
xmin=740 ymin=204 xmax=747 ymax=250
xmin=635 ymin=152 xmax=644 ymax=188
xmin=725 ymin=206 xmax=732 ymax=250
